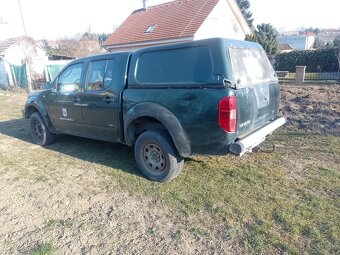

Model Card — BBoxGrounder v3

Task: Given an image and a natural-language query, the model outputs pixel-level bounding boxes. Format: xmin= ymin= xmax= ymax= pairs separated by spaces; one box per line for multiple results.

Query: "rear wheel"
xmin=29 ymin=112 xmax=56 ymax=146
xmin=134 ymin=130 xmax=184 ymax=182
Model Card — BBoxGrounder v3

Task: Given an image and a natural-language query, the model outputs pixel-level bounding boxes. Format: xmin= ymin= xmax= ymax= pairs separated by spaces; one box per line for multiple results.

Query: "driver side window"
xmin=57 ymin=63 xmax=83 ymax=93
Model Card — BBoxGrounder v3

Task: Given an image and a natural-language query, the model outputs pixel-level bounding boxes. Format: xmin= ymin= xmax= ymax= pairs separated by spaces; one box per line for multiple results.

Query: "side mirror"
xmin=43 ymin=82 xmax=52 ymax=90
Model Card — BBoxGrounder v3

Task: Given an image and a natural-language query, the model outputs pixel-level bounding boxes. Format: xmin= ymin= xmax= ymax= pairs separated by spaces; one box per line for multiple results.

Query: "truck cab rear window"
xmin=135 ymin=46 xmax=212 ymax=85
xmin=229 ymin=48 xmax=277 ymax=87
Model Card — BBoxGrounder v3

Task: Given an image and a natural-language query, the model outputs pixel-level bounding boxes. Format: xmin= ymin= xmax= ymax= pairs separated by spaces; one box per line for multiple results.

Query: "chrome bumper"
xmin=229 ymin=117 xmax=286 ymax=156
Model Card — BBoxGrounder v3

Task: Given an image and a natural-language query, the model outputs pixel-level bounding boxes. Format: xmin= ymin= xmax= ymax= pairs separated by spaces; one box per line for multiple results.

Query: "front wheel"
xmin=29 ymin=112 xmax=56 ymax=146
xmin=134 ymin=130 xmax=184 ymax=182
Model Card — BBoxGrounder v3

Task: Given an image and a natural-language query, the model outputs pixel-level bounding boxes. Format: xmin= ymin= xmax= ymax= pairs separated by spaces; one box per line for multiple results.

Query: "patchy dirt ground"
xmin=280 ymin=84 xmax=340 ymax=134
xmin=0 ymin=157 xmax=233 ymax=254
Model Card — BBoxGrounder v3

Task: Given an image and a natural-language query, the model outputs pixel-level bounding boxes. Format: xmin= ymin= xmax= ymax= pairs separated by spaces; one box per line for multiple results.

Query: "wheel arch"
xmin=124 ymin=102 xmax=191 ymax=157
xmin=24 ymin=100 xmax=56 ymax=133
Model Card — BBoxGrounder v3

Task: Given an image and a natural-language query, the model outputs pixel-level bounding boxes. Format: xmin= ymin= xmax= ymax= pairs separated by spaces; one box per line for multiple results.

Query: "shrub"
xmin=274 ymin=48 xmax=340 ymax=72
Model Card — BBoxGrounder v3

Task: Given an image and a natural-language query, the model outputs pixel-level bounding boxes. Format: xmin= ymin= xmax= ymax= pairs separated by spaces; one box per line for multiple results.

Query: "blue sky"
xmin=0 ymin=0 xmax=339 ymax=40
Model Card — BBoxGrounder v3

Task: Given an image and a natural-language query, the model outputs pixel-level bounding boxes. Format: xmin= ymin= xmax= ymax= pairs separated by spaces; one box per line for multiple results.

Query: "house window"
xmin=145 ymin=24 xmax=156 ymax=34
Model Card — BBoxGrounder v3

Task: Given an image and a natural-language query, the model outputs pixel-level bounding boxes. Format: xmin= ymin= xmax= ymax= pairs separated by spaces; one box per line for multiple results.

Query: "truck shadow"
xmin=0 ymin=118 xmax=142 ymax=178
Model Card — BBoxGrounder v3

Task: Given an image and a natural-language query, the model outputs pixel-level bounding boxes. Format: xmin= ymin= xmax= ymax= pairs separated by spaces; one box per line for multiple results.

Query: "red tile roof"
xmin=103 ymin=0 xmax=220 ymax=46
xmin=300 ymin=31 xmax=316 ymax=36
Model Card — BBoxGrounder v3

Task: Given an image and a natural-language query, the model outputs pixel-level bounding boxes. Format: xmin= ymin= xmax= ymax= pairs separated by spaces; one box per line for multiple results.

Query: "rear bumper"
xmin=229 ymin=117 xmax=286 ymax=156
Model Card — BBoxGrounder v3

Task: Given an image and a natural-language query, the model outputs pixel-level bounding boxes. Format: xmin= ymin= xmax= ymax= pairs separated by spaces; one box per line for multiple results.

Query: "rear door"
xmin=81 ymin=56 xmax=120 ymax=141
xmin=228 ymin=47 xmax=280 ymax=136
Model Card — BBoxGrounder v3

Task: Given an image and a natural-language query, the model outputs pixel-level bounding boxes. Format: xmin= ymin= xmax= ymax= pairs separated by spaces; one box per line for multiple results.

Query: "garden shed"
xmin=0 ymin=37 xmax=47 ymax=89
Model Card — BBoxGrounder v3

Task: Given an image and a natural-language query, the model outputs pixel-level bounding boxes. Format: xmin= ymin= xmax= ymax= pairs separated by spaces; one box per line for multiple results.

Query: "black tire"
xmin=29 ymin=112 xmax=56 ymax=146
xmin=134 ymin=129 xmax=184 ymax=182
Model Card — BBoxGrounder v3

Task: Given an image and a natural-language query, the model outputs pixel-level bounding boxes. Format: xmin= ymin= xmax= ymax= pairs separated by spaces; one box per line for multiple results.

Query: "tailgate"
xmin=235 ymin=82 xmax=280 ymax=136
xmin=228 ymin=47 xmax=280 ymax=137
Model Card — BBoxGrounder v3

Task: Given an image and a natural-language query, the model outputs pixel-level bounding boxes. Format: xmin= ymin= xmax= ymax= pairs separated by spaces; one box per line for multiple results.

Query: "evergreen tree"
xmin=256 ymin=23 xmax=278 ymax=54
xmin=313 ymin=28 xmax=321 ymax=35
xmin=236 ymin=0 xmax=254 ymax=27
xmin=246 ymin=23 xmax=279 ymax=55
xmin=300 ymin=27 xmax=320 ymax=35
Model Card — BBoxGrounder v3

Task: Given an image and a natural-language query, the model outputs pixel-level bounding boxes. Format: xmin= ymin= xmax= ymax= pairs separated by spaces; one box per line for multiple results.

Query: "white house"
xmin=278 ymin=35 xmax=315 ymax=51
xmin=0 ymin=37 xmax=48 ymax=89
xmin=102 ymin=0 xmax=251 ymax=52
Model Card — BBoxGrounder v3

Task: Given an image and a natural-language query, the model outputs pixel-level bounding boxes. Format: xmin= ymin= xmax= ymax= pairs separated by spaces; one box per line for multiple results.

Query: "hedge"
xmin=274 ymin=48 xmax=340 ymax=72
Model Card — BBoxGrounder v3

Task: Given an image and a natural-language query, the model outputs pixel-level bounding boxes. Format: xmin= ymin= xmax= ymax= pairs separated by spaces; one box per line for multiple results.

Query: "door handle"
xmin=103 ymin=97 xmax=115 ymax=103
xmin=73 ymin=96 xmax=81 ymax=103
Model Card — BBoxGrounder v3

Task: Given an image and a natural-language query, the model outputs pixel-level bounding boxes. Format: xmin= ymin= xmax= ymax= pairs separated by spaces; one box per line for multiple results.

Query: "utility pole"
xmin=17 ymin=0 xmax=27 ymax=36
xmin=17 ymin=0 xmax=31 ymax=92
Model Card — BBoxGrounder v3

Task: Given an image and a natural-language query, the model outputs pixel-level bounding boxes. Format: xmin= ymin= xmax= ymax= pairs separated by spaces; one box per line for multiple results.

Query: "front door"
xmin=47 ymin=62 xmax=86 ymax=135
xmin=81 ymin=58 xmax=120 ymax=141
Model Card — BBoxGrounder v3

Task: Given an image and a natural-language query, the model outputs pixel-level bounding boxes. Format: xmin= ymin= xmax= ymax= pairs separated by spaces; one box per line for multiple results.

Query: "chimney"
xmin=142 ymin=0 xmax=148 ymax=9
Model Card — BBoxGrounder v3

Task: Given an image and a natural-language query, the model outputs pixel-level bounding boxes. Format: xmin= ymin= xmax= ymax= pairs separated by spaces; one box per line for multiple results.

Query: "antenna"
xmin=142 ymin=0 xmax=148 ymax=9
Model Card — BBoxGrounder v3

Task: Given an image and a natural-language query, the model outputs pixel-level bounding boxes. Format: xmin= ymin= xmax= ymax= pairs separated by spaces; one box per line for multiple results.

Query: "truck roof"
xmin=72 ymin=37 xmax=264 ymax=64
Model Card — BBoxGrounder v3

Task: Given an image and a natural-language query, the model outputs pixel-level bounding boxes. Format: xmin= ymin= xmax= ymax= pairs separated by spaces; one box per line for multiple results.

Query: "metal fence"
xmin=276 ymin=71 xmax=340 ymax=83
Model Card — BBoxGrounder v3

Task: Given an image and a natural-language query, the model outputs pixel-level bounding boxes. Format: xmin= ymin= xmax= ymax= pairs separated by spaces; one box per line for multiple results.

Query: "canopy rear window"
xmin=135 ymin=46 xmax=213 ymax=85
xmin=229 ymin=48 xmax=277 ymax=88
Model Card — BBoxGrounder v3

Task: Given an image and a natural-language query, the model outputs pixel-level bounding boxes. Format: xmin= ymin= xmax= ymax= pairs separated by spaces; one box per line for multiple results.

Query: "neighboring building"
xmin=49 ymin=39 xmax=106 ymax=58
xmin=300 ymin=31 xmax=316 ymax=37
xmin=103 ymin=0 xmax=251 ymax=52
xmin=317 ymin=29 xmax=340 ymax=44
xmin=278 ymin=43 xmax=294 ymax=53
xmin=0 ymin=37 xmax=47 ymax=89
xmin=278 ymin=35 xmax=315 ymax=51
xmin=48 ymin=54 xmax=75 ymax=61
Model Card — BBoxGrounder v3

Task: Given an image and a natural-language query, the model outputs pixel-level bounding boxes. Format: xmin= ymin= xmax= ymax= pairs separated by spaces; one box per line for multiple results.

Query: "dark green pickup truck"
xmin=24 ymin=38 xmax=286 ymax=182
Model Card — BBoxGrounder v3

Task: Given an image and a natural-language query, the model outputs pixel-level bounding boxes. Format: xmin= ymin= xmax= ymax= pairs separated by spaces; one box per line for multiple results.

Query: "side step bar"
xmin=229 ymin=117 xmax=287 ymax=156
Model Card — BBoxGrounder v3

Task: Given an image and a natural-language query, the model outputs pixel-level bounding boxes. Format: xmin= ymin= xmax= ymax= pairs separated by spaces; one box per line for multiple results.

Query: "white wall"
xmin=0 ymin=60 xmax=9 ymax=88
xmin=3 ymin=44 xmax=26 ymax=66
xmin=194 ymin=0 xmax=246 ymax=41
xmin=3 ymin=39 xmax=48 ymax=79
xmin=278 ymin=35 xmax=315 ymax=50
xmin=306 ymin=36 xmax=315 ymax=49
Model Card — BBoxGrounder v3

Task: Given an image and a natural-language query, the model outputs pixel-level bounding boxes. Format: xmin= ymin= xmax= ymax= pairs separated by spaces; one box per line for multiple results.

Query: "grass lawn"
xmin=113 ymin=131 xmax=339 ymax=254
xmin=0 ymin=89 xmax=339 ymax=254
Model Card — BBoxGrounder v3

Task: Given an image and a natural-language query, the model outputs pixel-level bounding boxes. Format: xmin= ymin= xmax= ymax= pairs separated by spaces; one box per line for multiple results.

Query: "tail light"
xmin=218 ymin=96 xmax=237 ymax=133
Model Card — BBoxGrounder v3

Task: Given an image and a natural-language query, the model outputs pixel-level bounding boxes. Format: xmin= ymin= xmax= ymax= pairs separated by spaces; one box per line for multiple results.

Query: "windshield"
xmin=229 ymin=48 xmax=277 ymax=88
